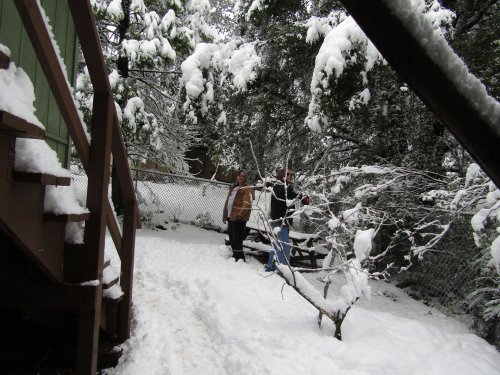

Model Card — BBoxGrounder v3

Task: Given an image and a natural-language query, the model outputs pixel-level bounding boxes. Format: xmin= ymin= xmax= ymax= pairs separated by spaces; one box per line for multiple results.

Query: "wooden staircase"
xmin=0 ymin=109 xmax=123 ymax=372
xmin=0 ymin=1 xmax=139 ymax=374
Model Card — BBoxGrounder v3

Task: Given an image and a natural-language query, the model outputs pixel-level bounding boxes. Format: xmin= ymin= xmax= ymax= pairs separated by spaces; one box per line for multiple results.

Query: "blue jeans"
xmin=265 ymin=225 xmax=290 ymax=271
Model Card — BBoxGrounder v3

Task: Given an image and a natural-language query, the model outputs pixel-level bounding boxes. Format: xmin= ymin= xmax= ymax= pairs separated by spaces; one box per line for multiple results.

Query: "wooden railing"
xmin=14 ymin=0 xmax=138 ymax=373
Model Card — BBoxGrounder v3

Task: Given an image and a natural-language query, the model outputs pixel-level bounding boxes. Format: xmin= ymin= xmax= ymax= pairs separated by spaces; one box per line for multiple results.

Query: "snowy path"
xmin=133 ymin=262 xmax=227 ymax=375
xmin=104 ymin=224 xmax=500 ymax=375
xmin=105 ymin=228 xmax=228 ymax=375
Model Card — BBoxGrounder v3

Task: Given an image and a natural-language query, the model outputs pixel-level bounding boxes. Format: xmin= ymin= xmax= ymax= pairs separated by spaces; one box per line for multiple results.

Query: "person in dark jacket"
xmin=223 ymin=169 xmax=254 ymax=262
xmin=265 ymin=168 xmax=300 ymax=272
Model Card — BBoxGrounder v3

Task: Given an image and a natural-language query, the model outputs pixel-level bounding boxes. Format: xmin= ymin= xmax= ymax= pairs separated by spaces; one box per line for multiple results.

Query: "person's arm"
xmin=274 ymin=184 xmax=286 ymax=201
xmin=222 ymin=187 xmax=230 ymax=223
xmin=287 ymin=185 xmax=298 ymax=200
xmin=248 ymin=186 xmax=255 ymax=204
xmin=242 ymin=186 xmax=253 ymax=212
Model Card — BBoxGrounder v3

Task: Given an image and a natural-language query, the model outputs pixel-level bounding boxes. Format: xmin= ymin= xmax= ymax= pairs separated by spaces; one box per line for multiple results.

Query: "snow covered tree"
xmin=179 ymin=0 xmax=468 ymax=181
xmin=259 ymin=161 xmax=498 ymax=340
xmin=302 ymin=1 xmax=465 ymax=175
xmin=75 ymin=0 xmax=218 ymax=213
xmin=76 ymin=0 xmax=217 ymax=171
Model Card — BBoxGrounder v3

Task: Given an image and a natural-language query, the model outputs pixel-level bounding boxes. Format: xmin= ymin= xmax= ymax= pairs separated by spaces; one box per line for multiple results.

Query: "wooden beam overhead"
xmin=339 ymin=0 xmax=500 ymax=186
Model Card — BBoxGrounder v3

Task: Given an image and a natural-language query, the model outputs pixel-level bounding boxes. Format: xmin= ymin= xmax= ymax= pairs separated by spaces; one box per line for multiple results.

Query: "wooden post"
xmin=118 ymin=200 xmax=137 ymax=341
xmin=77 ymin=93 xmax=113 ymax=375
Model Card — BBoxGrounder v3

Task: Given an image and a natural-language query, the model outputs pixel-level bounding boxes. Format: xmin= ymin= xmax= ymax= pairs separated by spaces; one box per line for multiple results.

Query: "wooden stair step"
xmin=44 ymin=212 xmax=90 ymax=223
xmin=101 ymin=294 xmax=123 ymax=340
xmin=104 ymin=294 xmax=124 ymax=304
xmin=13 ymin=171 xmax=71 ymax=186
xmin=0 ymin=50 xmax=9 ymax=69
xmin=65 ymin=243 xmax=115 ymax=283
xmin=0 ymin=281 xmax=97 ymax=310
xmin=0 ymin=111 xmax=45 ymax=139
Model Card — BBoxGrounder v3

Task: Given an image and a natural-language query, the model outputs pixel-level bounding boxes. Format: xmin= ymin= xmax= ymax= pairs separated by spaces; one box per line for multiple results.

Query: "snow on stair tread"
xmin=43 ymin=185 xmax=89 ymax=217
xmin=0 ymin=111 xmax=44 ymax=139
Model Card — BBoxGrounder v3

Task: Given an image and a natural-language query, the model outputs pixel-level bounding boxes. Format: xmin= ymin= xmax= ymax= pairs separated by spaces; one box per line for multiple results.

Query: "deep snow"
xmin=103 ymin=224 xmax=500 ymax=375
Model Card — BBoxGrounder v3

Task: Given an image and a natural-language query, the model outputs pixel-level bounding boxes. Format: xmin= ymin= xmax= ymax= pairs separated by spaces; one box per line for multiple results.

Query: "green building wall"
xmin=0 ymin=0 xmax=78 ymax=167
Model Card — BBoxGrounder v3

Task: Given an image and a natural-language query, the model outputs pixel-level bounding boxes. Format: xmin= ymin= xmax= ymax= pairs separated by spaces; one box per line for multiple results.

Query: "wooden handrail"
xmin=67 ymin=0 xmax=111 ymax=94
xmin=68 ymin=0 xmax=139 ymax=209
xmin=14 ymin=1 xmax=138 ymax=372
xmin=15 ymin=0 xmax=138 ymax=251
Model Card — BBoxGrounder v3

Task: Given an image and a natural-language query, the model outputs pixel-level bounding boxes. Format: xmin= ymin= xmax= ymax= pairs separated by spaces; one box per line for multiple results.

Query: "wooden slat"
xmin=78 ymin=90 xmax=114 ymax=375
xmin=105 ymin=201 xmax=122 ymax=254
xmin=103 ymin=277 xmax=119 ymax=290
xmin=0 ymin=282 xmax=97 ymax=310
xmin=111 ymin=115 xmax=137 ymax=202
xmin=67 ymin=0 xmax=110 ymax=94
xmin=0 ymin=110 xmax=45 ymax=139
xmin=0 ymin=49 xmax=10 ymax=69
xmin=68 ymin=0 xmax=138 ymax=203
xmin=44 ymin=212 xmax=90 ymax=222
xmin=13 ymin=171 xmax=71 ymax=186
xmin=103 ymin=258 xmax=111 ymax=269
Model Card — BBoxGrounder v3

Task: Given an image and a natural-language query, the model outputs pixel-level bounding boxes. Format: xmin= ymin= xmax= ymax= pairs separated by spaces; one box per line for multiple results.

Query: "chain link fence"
xmin=70 ymin=168 xmax=272 ymax=232
xmin=399 ymin=216 xmax=480 ymax=311
xmin=395 ymin=216 xmax=499 ymax=348
xmin=131 ymin=169 xmax=232 ymax=231
xmin=407 ymin=249 xmax=479 ymax=312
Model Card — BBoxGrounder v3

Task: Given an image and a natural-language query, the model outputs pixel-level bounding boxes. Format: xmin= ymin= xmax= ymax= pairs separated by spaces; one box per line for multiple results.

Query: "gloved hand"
xmin=301 ymin=195 xmax=310 ymax=205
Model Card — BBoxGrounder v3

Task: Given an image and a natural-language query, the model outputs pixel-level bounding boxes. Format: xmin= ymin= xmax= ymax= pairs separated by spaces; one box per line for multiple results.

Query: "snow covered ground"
xmin=104 ymin=224 xmax=500 ymax=375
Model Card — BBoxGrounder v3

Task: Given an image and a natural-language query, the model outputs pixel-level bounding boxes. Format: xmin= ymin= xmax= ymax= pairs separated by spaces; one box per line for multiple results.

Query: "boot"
xmin=232 ymin=249 xmax=246 ymax=262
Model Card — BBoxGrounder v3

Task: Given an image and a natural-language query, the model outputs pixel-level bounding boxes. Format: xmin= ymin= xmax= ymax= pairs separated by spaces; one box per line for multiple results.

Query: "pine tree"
xmin=77 ymin=0 xmax=216 ymax=171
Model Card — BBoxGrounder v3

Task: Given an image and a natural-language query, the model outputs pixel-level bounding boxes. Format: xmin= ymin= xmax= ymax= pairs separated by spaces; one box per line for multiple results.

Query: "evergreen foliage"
xmin=76 ymin=0 xmax=216 ymax=171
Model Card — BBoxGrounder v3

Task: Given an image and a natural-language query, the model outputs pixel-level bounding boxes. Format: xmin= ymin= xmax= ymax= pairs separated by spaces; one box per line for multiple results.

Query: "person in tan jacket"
xmin=223 ymin=169 xmax=254 ymax=261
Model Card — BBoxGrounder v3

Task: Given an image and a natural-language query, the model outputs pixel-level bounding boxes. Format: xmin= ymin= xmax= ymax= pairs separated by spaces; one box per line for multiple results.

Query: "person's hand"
xmin=301 ymin=195 xmax=310 ymax=205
